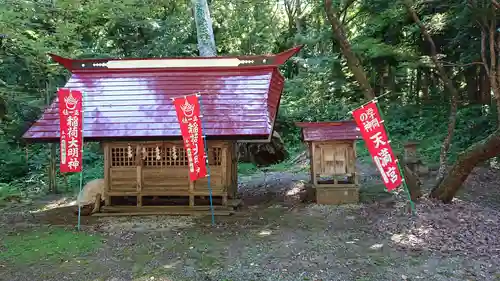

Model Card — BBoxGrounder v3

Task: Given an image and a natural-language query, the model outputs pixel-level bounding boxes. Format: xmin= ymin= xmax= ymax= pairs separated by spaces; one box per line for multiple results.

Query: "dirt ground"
xmin=1 ymin=161 xmax=500 ymax=281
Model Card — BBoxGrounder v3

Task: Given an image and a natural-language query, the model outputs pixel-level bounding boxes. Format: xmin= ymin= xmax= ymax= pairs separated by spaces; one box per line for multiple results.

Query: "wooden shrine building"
xmin=295 ymin=121 xmax=361 ymax=205
xmin=22 ymin=46 xmax=302 ymax=215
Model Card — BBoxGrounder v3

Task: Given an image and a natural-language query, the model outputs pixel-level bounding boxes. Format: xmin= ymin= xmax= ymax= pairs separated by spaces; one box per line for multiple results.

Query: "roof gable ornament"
xmin=48 ymin=45 xmax=303 ymax=72
xmin=82 ymin=58 xmax=256 ymax=70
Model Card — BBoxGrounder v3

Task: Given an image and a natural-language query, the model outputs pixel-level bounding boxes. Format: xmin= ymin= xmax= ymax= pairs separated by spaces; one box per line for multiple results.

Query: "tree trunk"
xmin=429 ymin=1 xmax=500 ymax=202
xmin=415 ymin=68 xmax=422 ymax=104
xmin=324 ymin=0 xmax=375 ymax=100
xmin=421 ymin=69 xmax=429 ymax=102
xmin=430 ymin=129 xmax=500 ymax=202
xmin=402 ymin=0 xmax=459 ymax=186
xmin=466 ymin=66 xmax=479 ymax=103
xmin=191 ymin=0 xmax=287 ymax=166
xmin=479 ymin=66 xmax=491 ymax=104
xmin=435 ymin=94 xmax=458 ymax=183
xmin=0 ymin=96 xmax=6 ymax=121
xmin=295 ymin=0 xmax=304 ymax=35
xmin=237 ymin=131 xmax=288 ymax=166
xmin=409 ymin=69 xmax=415 ymax=103
xmin=48 ymin=143 xmax=57 ymax=193
xmin=191 ymin=0 xmax=217 ymax=57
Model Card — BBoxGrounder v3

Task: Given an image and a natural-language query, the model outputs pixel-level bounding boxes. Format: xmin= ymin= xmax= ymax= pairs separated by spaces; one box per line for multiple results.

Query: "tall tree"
xmin=324 ymin=0 xmax=422 ymax=200
xmin=429 ymin=0 xmax=500 ymax=202
xmin=190 ymin=0 xmax=288 ymax=166
xmin=324 ymin=0 xmax=375 ymax=100
xmin=402 ymin=0 xmax=460 ymax=186
xmin=192 ymin=0 xmax=217 ymax=57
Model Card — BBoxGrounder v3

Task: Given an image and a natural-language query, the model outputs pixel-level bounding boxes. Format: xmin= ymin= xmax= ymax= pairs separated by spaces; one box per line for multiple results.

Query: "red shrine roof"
xmin=22 ymin=46 xmax=302 ymax=142
xmin=295 ymin=121 xmax=361 ymax=142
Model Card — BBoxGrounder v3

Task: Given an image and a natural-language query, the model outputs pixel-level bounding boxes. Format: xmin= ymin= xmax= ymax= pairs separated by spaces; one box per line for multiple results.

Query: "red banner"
xmin=172 ymin=94 xmax=208 ymax=181
xmin=352 ymin=101 xmax=402 ymax=192
xmin=58 ymin=88 xmax=83 ymax=173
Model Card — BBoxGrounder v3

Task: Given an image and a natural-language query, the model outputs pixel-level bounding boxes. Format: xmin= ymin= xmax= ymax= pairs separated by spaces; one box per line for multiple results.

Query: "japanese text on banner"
xmin=58 ymin=88 xmax=83 ymax=173
xmin=172 ymin=95 xmax=208 ymax=181
xmin=352 ymin=101 xmax=402 ymax=191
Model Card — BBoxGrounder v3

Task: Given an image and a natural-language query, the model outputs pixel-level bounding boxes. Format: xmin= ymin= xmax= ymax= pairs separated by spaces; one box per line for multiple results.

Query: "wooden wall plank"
xmin=105 ymin=140 xmax=233 ymax=207
xmin=103 ymin=143 xmax=111 ymax=206
xmin=311 ymin=142 xmax=318 ymax=186
xmin=136 ymin=143 xmax=143 ymax=207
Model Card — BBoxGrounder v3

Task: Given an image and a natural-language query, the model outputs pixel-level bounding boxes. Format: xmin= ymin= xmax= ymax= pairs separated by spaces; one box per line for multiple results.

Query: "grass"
xmin=0 ymin=192 xmax=486 ymax=280
xmin=0 ymin=182 xmax=23 ymax=202
xmin=0 ymin=227 xmax=103 ymax=265
xmin=262 ymin=160 xmax=308 ymax=173
xmin=238 ymin=163 xmax=261 ymax=175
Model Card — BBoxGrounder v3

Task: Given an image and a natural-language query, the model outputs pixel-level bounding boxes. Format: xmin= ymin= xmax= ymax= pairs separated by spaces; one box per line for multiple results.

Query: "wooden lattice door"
xmin=318 ymin=144 xmax=349 ymax=176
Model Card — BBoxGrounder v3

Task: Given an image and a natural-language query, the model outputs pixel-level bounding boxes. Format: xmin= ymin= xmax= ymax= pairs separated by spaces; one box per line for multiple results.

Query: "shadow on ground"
xmin=2 ymin=165 xmax=500 ymax=281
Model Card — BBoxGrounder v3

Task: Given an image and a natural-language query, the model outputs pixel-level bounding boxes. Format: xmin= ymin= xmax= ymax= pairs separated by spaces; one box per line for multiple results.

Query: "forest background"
xmin=0 ymin=0 xmax=497 ymax=202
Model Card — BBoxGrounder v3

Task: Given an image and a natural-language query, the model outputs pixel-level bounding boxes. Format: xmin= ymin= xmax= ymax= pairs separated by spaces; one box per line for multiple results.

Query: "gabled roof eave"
xmin=48 ymin=45 xmax=303 ymax=73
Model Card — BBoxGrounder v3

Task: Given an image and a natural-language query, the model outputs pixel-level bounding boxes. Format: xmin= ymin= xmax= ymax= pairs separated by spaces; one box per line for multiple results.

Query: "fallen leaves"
xmin=366 ymin=197 xmax=500 ymax=266
xmin=95 ymin=216 xmax=195 ymax=237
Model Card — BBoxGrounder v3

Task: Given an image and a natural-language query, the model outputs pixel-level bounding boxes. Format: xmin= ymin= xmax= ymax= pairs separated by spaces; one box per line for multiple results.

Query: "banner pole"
xmin=396 ymin=161 xmax=416 ymax=215
xmin=372 ymin=100 xmax=416 ymax=215
xmin=77 ymin=91 xmax=85 ymax=231
xmin=196 ymin=93 xmax=215 ymax=226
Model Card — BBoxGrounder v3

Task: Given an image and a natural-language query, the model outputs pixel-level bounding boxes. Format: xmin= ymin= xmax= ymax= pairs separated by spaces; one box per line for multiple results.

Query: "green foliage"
xmin=383 ymin=103 xmax=496 ymax=164
xmin=0 ymin=227 xmax=102 ymax=265
xmin=0 ymin=148 xmax=29 ymax=182
xmin=0 ymin=0 xmax=496 ymax=196
xmin=238 ymin=149 xmax=308 ymax=175
xmin=238 ymin=163 xmax=260 ymax=175
xmin=0 ymin=183 xmax=23 ymax=203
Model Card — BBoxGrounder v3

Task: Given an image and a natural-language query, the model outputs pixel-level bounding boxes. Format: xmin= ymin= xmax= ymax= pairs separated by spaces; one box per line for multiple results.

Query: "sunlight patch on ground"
xmin=391 ymin=231 xmax=426 ymax=247
xmin=163 ymin=260 xmax=182 ymax=269
xmin=283 ymin=180 xmax=309 ymax=198
xmin=489 ymin=158 xmax=500 ymax=169
xmin=258 ymin=229 xmax=272 ymax=236
xmin=30 ymin=198 xmax=75 ymax=214
xmin=369 ymin=243 xmax=384 ymax=250
xmin=285 ymin=185 xmax=303 ymax=196
xmin=133 ymin=276 xmax=174 ymax=281
xmin=389 ymin=222 xmax=435 ymax=248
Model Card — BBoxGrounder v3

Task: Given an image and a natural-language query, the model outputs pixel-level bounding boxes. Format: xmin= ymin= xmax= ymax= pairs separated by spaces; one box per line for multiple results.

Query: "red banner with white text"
xmin=352 ymin=101 xmax=402 ymax=192
xmin=172 ymin=94 xmax=208 ymax=181
xmin=58 ymin=88 xmax=83 ymax=173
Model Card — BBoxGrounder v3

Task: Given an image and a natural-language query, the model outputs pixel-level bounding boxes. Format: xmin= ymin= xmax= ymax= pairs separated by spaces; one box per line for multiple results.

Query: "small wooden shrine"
xmin=295 ymin=121 xmax=361 ymax=205
xmin=22 ymin=46 xmax=302 ymax=215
